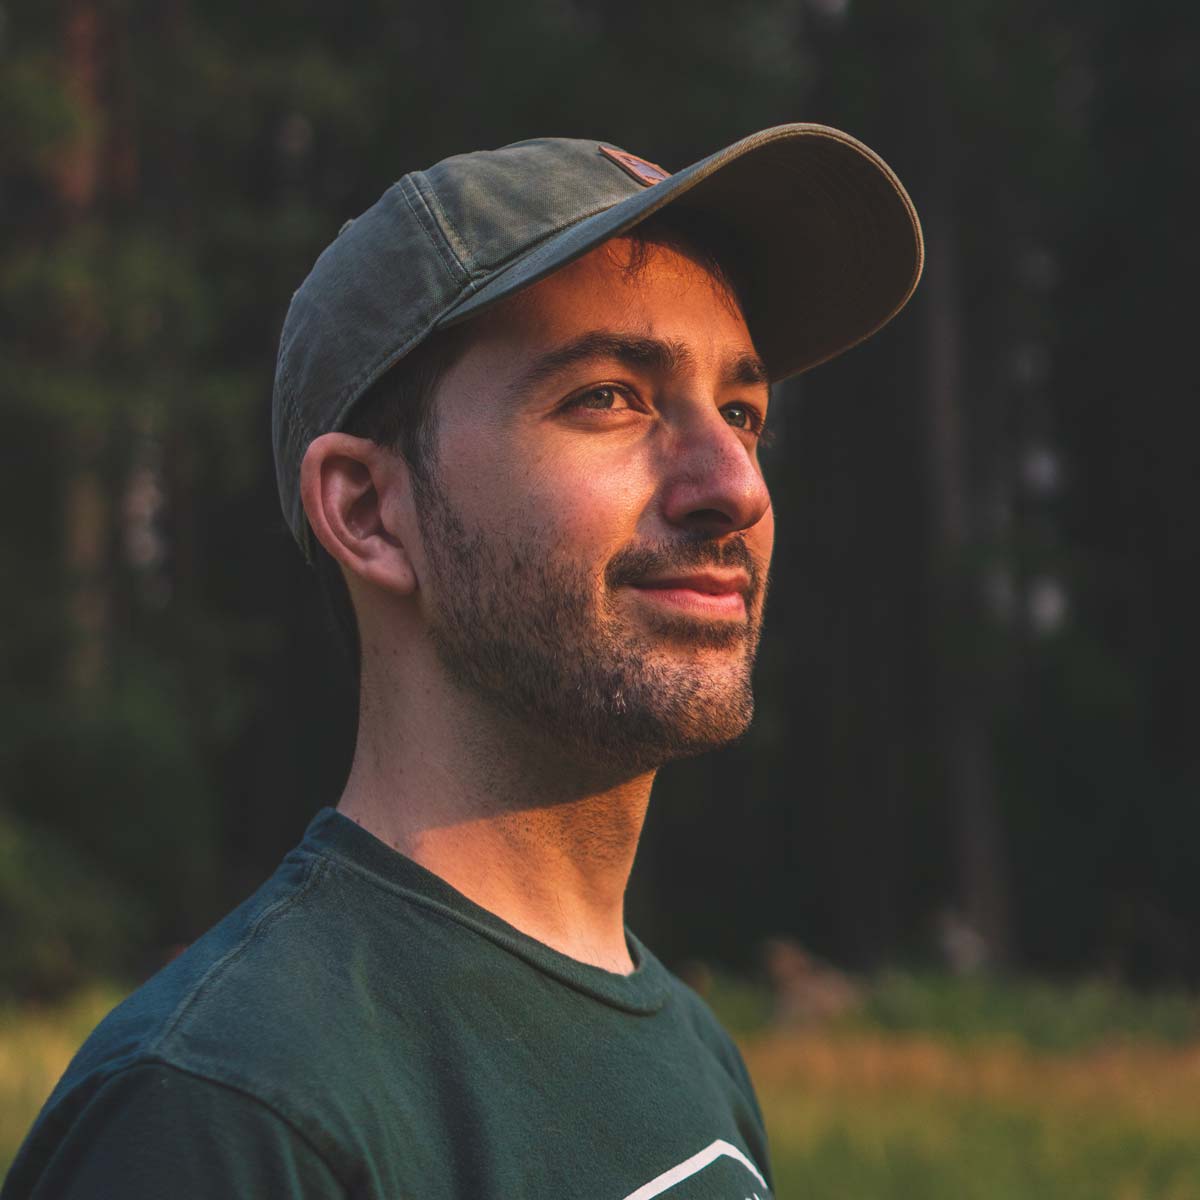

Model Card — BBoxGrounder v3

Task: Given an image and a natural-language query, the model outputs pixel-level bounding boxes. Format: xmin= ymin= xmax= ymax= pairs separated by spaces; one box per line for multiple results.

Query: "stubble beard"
xmin=412 ymin=471 xmax=767 ymax=776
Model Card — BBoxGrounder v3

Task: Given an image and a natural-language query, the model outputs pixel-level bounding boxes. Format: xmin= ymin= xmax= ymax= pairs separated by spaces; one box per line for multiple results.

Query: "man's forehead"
xmin=470 ymin=236 xmax=758 ymax=356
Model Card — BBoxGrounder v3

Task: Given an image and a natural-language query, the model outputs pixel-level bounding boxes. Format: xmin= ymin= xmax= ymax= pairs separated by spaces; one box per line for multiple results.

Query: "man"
xmin=5 ymin=126 xmax=921 ymax=1198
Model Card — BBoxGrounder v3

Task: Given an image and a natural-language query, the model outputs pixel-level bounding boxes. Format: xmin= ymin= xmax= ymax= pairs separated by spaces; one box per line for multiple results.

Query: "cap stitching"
xmin=413 ymin=178 xmax=480 ymax=280
xmin=401 ymin=175 xmax=470 ymax=285
xmin=443 ymin=193 xmax=631 ymax=309
xmin=302 ymin=179 xmax=453 ymax=420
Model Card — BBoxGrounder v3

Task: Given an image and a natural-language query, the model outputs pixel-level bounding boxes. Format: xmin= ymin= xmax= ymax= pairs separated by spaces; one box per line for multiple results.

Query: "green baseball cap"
xmin=273 ymin=124 xmax=924 ymax=559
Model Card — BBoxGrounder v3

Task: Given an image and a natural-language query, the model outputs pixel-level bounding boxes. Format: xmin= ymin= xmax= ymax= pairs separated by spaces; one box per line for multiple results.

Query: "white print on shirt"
xmin=620 ymin=1138 xmax=769 ymax=1199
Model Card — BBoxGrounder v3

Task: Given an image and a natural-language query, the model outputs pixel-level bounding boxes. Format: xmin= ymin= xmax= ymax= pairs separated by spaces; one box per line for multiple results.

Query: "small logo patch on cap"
xmin=599 ymin=145 xmax=671 ymax=187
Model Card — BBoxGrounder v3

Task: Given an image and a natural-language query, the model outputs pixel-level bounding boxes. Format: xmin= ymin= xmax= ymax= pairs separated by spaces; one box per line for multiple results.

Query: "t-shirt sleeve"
xmin=669 ymin=979 xmax=775 ymax=1190
xmin=18 ymin=1062 xmax=346 ymax=1200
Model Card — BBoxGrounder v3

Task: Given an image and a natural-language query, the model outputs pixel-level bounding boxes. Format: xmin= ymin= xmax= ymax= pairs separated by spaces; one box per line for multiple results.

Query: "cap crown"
xmin=272 ymin=139 xmax=653 ymax=551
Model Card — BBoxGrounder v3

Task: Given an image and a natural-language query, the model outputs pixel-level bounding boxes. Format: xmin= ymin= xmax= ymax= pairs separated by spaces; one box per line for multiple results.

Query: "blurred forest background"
xmin=2 ymin=0 xmax=1199 ymax=1006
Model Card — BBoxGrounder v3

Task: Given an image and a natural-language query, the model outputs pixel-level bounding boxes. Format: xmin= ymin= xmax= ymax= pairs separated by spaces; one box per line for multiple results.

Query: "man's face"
xmin=408 ymin=236 xmax=775 ymax=774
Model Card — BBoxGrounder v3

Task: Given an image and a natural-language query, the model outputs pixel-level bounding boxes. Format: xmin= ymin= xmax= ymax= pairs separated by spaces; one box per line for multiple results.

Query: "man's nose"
xmin=658 ymin=407 xmax=772 ymax=535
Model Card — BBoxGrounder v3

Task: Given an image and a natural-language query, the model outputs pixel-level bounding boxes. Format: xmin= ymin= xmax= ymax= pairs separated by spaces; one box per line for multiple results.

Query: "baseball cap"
xmin=273 ymin=124 xmax=924 ymax=559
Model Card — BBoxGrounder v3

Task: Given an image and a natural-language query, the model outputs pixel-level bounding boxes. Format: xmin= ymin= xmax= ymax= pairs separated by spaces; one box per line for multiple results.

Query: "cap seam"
xmin=443 ymin=193 xmax=633 ymax=309
xmin=402 ymin=175 xmax=471 ymax=285
xmin=303 ymin=181 xmax=448 ymax=429
xmin=412 ymin=176 xmax=480 ymax=280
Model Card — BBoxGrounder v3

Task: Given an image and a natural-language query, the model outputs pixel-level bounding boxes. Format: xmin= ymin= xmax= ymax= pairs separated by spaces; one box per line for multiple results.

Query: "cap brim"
xmin=437 ymin=124 xmax=924 ymax=382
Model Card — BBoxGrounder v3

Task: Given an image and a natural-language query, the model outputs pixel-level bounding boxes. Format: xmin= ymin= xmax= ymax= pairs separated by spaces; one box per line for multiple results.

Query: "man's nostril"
xmin=686 ymin=508 xmax=734 ymax=527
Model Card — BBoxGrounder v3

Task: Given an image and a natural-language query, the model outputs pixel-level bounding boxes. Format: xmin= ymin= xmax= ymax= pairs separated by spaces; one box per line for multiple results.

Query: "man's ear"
xmin=299 ymin=433 xmax=418 ymax=595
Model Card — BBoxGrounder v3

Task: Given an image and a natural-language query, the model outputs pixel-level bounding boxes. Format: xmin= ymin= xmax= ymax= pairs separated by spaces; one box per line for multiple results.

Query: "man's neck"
xmin=337 ymin=668 xmax=655 ymax=975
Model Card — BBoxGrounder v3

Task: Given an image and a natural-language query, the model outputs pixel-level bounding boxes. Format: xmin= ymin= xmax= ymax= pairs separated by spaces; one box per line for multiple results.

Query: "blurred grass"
xmin=4 ymin=974 xmax=1200 ymax=1196
xmin=0 ymin=983 xmax=126 ymax=1171
xmin=747 ymin=1032 xmax=1200 ymax=1197
xmin=706 ymin=968 xmax=1200 ymax=1048
xmin=716 ymin=971 xmax=1200 ymax=1198
xmin=857 ymin=971 xmax=1200 ymax=1050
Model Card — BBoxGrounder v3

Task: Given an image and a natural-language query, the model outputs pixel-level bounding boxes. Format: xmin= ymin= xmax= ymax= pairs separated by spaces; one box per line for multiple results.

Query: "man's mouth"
xmin=627 ymin=570 xmax=750 ymax=617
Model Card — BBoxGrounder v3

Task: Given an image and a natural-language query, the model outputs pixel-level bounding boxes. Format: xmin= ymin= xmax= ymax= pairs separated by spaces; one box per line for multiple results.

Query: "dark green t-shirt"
xmin=5 ymin=809 xmax=773 ymax=1199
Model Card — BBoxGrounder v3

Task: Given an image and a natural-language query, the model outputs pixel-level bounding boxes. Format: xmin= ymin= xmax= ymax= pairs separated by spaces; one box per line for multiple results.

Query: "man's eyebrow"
xmin=507 ymin=331 xmax=769 ymax=398
xmin=508 ymin=332 xmax=692 ymax=397
xmin=724 ymin=350 xmax=771 ymax=388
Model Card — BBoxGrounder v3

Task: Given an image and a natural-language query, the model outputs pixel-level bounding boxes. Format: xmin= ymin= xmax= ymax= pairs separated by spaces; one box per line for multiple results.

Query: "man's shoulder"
xmin=660 ymin=965 xmax=736 ymax=1045
xmin=6 ymin=849 xmax=354 ymax=1194
xmin=69 ymin=852 xmax=323 ymax=1061
xmin=658 ymin=964 xmax=765 ymax=1113
xmin=11 ymin=829 xmax=553 ymax=1197
xmin=2 ymin=1059 xmax=347 ymax=1200
xmin=42 ymin=842 xmax=441 ymax=1152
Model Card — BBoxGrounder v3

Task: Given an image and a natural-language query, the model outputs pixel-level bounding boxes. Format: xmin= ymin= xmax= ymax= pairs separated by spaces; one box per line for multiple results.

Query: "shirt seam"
xmin=103 ymin=1059 xmax=353 ymax=1196
xmin=149 ymin=855 xmax=329 ymax=1052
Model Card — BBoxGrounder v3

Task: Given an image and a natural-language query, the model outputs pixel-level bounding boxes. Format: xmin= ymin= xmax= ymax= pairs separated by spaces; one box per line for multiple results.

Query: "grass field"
xmin=0 ymin=984 xmax=126 ymax=1176
xmin=3 ymin=976 xmax=1200 ymax=1196
xmin=747 ymin=1031 xmax=1200 ymax=1198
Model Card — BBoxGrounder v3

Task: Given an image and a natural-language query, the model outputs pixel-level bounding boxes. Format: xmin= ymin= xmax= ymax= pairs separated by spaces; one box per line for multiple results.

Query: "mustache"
xmin=605 ymin=534 xmax=764 ymax=599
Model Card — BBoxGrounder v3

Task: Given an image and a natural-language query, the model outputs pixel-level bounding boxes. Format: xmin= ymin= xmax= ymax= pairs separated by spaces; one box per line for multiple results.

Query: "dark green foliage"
xmin=0 ymin=811 xmax=142 ymax=998
xmin=859 ymin=971 xmax=1200 ymax=1051
xmin=1 ymin=0 xmax=1197 ymax=998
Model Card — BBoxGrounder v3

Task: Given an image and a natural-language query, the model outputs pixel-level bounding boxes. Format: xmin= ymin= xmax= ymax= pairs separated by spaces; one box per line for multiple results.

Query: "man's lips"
xmin=627 ymin=571 xmax=750 ymax=616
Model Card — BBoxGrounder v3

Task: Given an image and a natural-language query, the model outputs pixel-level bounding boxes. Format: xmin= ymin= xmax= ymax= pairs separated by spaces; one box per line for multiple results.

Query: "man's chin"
xmin=566 ymin=668 xmax=757 ymax=774
xmin=631 ymin=622 xmax=763 ymax=685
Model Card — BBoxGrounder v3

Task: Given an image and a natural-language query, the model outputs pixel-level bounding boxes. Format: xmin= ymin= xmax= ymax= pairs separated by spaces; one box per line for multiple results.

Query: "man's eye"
xmin=569 ymin=386 xmax=628 ymax=412
xmin=721 ymin=402 xmax=762 ymax=433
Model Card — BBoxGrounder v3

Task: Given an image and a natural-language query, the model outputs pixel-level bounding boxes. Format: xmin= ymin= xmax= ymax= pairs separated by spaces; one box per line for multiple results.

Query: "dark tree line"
xmin=2 ymin=0 xmax=1197 ymax=997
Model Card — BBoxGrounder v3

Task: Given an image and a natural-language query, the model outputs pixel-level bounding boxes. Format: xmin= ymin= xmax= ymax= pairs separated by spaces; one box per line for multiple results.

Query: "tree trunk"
xmin=923 ymin=106 xmax=1013 ymax=966
xmin=58 ymin=0 xmax=109 ymax=695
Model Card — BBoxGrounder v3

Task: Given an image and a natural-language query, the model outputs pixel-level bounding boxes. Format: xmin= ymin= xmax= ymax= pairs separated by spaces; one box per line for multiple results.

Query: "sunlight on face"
xmin=413 ymin=237 xmax=775 ymax=772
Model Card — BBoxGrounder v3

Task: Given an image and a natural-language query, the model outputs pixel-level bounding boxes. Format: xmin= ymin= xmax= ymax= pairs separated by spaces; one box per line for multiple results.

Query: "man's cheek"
xmin=527 ymin=466 xmax=647 ymax=543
